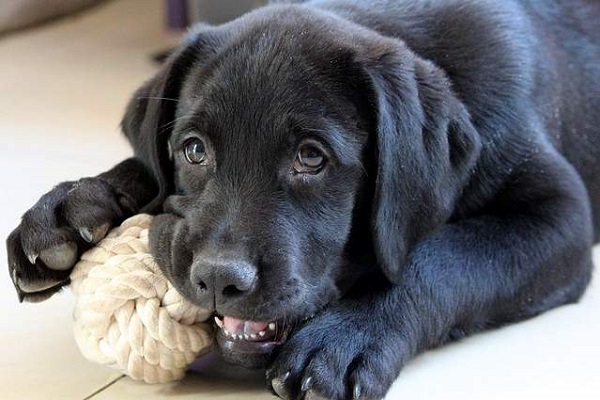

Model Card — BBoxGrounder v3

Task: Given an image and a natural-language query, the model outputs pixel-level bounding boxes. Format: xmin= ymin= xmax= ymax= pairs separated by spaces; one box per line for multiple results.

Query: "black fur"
xmin=6 ymin=0 xmax=600 ymax=399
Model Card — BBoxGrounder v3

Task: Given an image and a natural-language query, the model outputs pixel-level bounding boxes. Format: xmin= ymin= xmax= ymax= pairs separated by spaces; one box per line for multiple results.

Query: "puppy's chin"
xmin=217 ymin=335 xmax=275 ymax=368
xmin=214 ymin=316 xmax=294 ymax=368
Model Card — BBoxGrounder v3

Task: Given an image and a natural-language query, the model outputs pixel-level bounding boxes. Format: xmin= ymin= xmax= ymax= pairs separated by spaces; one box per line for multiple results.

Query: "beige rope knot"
xmin=70 ymin=214 xmax=214 ymax=383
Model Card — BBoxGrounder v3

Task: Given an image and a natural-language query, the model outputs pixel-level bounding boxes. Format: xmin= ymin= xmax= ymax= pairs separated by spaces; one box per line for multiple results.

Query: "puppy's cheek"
xmin=170 ymin=222 xmax=193 ymax=276
xmin=149 ymin=214 xmax=182 ymax=275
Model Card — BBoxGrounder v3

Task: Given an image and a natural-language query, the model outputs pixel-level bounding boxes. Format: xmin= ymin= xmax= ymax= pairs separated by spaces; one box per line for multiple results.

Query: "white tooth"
xmin=214 ymin=317 xmax=224 ymax=328
xmin=223 ymin=329 xmax=230 ymax=336
xmin=244 ymin=334 xmax=250 ymax=340
xmin=268 ymin=323 xmax=276 ymax=331
xmin=250 ymin=334 xmax=257 ymax=340
xmin=237 ymin=334 xmax=243 ymax=340
xmin=259 ymin=331 xmax=266 ymax=337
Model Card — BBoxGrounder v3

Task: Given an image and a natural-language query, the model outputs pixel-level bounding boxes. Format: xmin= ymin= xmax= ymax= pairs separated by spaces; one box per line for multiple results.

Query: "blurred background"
xmin=0 ymin=1 xmax=598 ymax=399
xmin=0 ymin=0 xmax=267 ymax=35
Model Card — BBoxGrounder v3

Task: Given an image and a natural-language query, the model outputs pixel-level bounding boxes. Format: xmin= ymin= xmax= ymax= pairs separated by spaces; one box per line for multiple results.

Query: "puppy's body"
xmin=7 ymin=1 xmax=600 ymax=399
xmin=318 ymin=0 xmax=600 ymax=220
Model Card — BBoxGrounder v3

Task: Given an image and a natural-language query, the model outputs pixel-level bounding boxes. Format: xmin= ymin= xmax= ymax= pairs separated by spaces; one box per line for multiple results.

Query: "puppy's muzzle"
xmin=191 ymin=254 xmax=292 ymax=367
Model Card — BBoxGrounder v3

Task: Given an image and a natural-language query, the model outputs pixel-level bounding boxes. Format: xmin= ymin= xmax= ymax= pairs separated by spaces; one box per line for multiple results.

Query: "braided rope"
xmin=70 ymin=214 xmax=214 ymax=383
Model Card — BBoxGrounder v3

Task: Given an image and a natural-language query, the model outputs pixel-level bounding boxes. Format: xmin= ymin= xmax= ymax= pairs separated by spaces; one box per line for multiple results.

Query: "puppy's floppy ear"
xmin=121 ymin=29 xmax=219 ymax=212
xmin=121 ymin=49 xmax=194 ymax=212
xmin=361 ymin=41 xmax=481 ymax=283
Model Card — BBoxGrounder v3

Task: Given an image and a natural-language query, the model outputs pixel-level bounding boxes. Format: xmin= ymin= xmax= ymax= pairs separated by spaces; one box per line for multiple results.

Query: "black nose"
xmin=191 ymin=256 xmax=258 ymax=306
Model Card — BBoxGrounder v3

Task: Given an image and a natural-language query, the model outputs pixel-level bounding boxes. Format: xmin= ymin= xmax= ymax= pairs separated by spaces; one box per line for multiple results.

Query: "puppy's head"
xmin=122 ymin=5 xmax=480 ymax=367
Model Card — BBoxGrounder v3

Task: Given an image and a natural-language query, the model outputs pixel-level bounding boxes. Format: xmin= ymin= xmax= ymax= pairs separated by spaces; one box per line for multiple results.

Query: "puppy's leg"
xmin=268 ymin=153 xmax=594 ymax=400
xmin=6 ymin=158 xmax=158 ymax=302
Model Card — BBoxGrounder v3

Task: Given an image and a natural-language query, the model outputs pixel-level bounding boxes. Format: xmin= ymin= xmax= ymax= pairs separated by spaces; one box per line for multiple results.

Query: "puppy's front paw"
xmin=7 ymin=178 xmax=134 ymax=302
xmin=267 ymin=306 xmax=406 ymax=400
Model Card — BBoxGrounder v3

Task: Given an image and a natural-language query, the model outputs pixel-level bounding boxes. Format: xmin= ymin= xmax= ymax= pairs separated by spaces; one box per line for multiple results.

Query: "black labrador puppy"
xmin=7 ymin=0 xmax=600 ymax=399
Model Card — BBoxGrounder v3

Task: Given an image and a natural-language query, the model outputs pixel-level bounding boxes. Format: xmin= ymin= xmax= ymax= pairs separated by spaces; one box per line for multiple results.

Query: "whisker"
xmin=300 ymin=126 xmax=328 ymax=135
xmin=137 ymin=96 xmax=180 ymax=103
xmin=159 ymin=115 xmax=195 ymax=133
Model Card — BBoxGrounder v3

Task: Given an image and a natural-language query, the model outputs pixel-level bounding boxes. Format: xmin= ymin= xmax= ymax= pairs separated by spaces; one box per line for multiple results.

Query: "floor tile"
xmin=91 ymin=353 xmax=278 ymax=400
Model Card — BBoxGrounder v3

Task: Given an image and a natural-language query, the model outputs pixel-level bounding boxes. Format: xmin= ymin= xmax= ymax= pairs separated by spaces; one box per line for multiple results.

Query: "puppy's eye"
xmin=183 ymin=138 xmax=206 ymax=164
xmin=293 ymin=145 xmax=326 ymax=174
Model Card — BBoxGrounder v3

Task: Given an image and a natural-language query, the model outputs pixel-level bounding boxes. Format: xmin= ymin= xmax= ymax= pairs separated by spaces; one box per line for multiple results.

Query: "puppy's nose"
xmin=191 ymin=257 xmax=257 ymax=306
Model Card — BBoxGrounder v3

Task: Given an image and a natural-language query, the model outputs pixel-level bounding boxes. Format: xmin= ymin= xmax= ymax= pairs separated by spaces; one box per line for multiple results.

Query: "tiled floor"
xmin=0 ymin=1 xmax=599 ymax=399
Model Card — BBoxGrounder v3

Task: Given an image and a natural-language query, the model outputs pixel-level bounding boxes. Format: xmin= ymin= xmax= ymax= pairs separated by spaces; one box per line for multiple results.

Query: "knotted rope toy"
xmin=69 ymin=214 xmax=214 ymax=383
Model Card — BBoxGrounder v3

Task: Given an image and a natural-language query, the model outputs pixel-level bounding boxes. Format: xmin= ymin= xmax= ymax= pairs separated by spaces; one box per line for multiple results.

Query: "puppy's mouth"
xmin=214 ymin=315 xmax=291 ymax=367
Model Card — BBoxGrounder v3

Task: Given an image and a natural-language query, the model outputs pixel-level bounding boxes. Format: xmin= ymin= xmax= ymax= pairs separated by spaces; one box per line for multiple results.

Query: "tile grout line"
xmin=82 ymin=375 xmax=126 ymax=400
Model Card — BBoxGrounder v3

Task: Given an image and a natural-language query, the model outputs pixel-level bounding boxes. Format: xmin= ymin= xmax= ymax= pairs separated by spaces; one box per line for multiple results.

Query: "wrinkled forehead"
xmin=174 ymin=76 xmax=326 ymax=166
xmin=174 ymin=41 xmax=358 ymax=148
xmin=178 ymin=35 xmax=332 ymax=117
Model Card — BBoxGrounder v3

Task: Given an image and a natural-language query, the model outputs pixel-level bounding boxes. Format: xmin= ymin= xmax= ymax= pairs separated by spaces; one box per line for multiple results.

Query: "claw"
xmin=270 ymin=371 xmax=292 ymax=400
xmin=301 ymin=376 xmax=314 ymax=392
xmin=79 ymin=223 xmax=110 ymax=244
xmin=353 ymin=383 xmax=362 ymax=400
xmin=27 ymin=252 xmax=38 ymax=265
xmin=79 ymin=227 xmax=93 ymax=243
